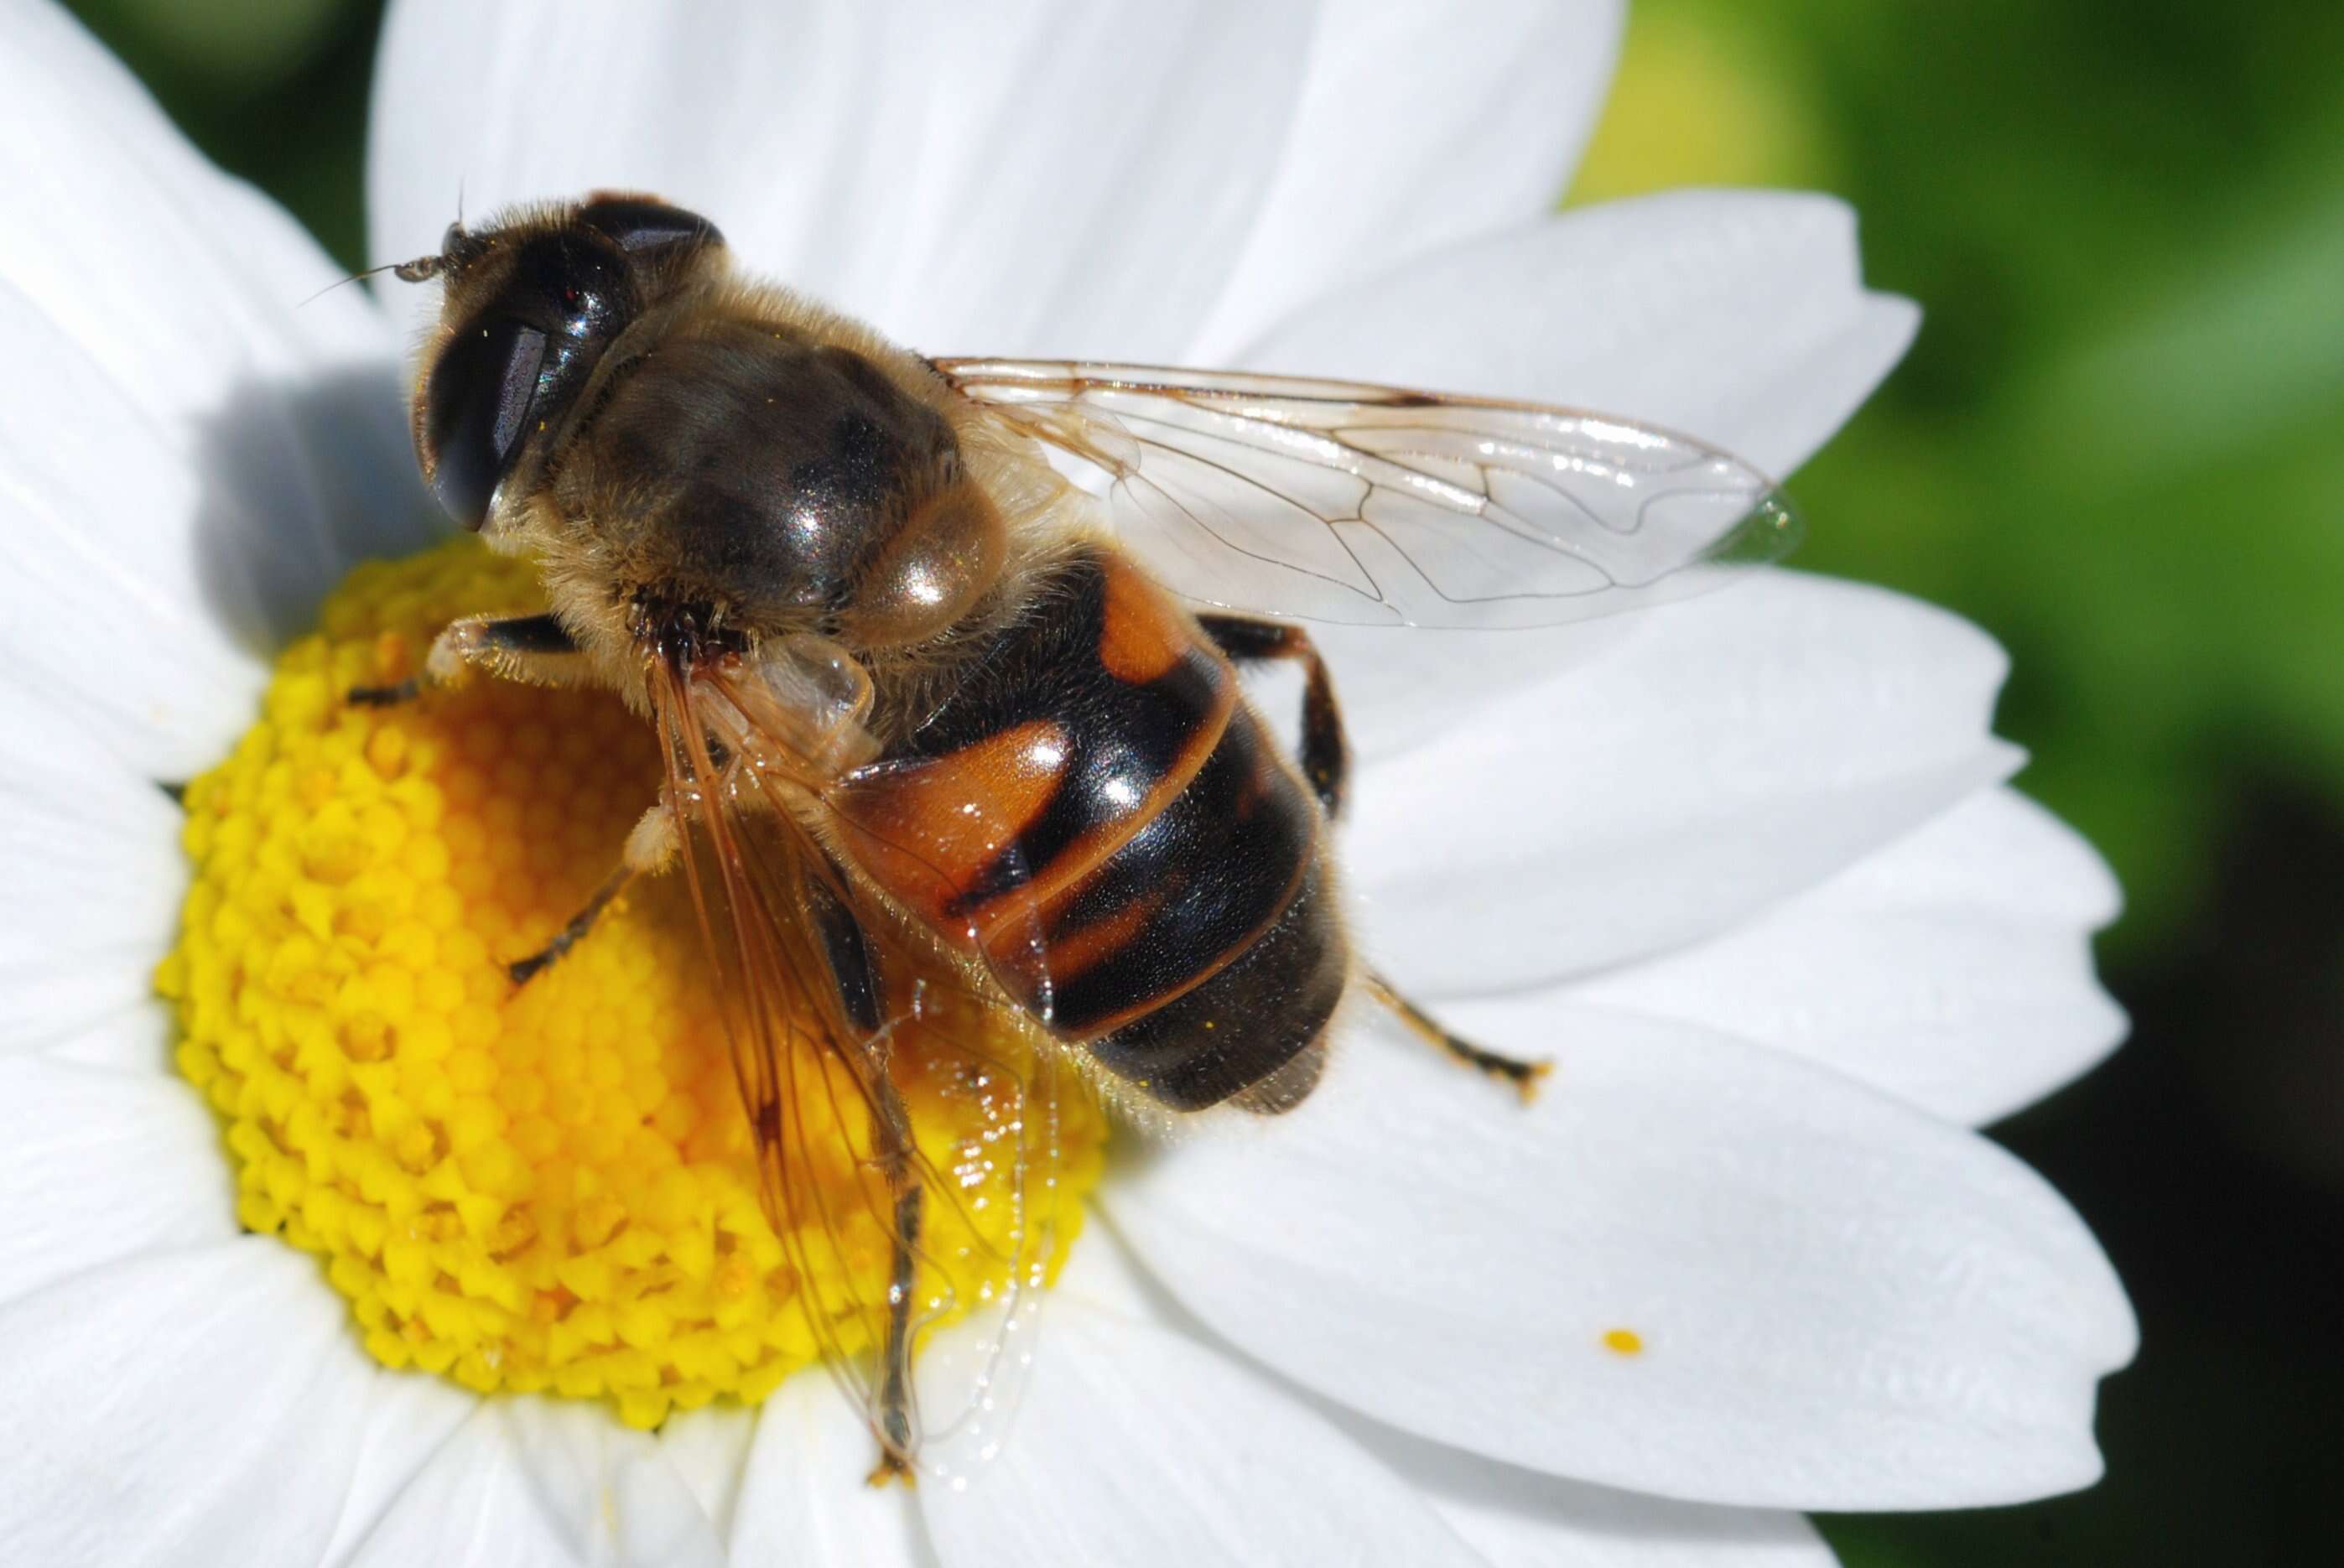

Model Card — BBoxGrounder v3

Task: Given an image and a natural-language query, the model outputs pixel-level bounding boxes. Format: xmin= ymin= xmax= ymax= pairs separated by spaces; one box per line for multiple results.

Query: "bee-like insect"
xmin=361 ymin=191 xmax=1796 ymax=1481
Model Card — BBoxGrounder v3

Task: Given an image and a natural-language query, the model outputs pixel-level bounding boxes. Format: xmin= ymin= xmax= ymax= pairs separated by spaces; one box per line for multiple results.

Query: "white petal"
xmin=319 ymin=1378 xmax=478 ymax=1568
xmin=0 ymin=1243 xmax=381 ymax=1565
xmin=978 ymin=1236 xmax=1824 ymax=1565
xmin=0 ymin=1057 xmax=233 ymax=1305
xmin=654 ymin=1406 xmax=757 ymax=1549
xmin=0 ymin=288 xmax=270 ymax=774
xmin=1187 ymin=0 xmax=1624 ymax=360
xmin=1342 ymin=571 xmax=2021 ymax=992
xmin=346 ymin=1399 xmax=726 ymax=1567
xmin=1104 ymin=1005 xmax=2135 ymax=1510
xmin=1240 ymin=189 xmax=1916 ymax=479
xmin=1285 ymin=616 xmax=1640 ymax=772
xmin=1437 ymin=1482 xmax=1832 ymax=1568
xmin=0 ymin=7 xmax=425 ymax=771
xmin=729 ymin=1375 xmax=925 ymax=1566
xmin=370 ymin=0 xmax=893 ymax=294
xmin=1050 ymin=1230 xmax=1830 ymax=1566
xmin=1364 ymin=1426 xmax=1833 ymax=1568
xmin=0 ymin=284 xmax=428 ymax=713
xmin=1569 ymin=787 xmax=2127 ymax=1124
xmin=0 ymin=1040 xmax=476 ymax=1568
xmin=0 ymin=683 xmax=186 ymax=1055
xmin=918 ymin=1293 xmax=1480 ymax=1568
xmin=370 ymin=0 xmax=1315 ymax=360
xmin=0 ymin=3 xmax=392 ymax=410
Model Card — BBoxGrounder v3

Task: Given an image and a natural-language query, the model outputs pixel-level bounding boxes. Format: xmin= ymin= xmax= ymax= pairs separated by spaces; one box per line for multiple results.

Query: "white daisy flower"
xmin=0 ymin=1 xmax=2135 ymax=1564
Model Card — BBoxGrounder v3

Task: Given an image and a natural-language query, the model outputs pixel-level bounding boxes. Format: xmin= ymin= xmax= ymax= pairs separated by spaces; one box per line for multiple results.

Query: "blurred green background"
xmin=65 ymin=0 xmax=2342 ymax=1560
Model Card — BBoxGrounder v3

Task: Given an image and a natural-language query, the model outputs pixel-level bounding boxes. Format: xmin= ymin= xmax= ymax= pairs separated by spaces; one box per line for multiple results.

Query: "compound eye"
xmin=579 ymin=195 xmax=723 ymax=252
xmin=422 ymin=316 xmax=548 ymax=529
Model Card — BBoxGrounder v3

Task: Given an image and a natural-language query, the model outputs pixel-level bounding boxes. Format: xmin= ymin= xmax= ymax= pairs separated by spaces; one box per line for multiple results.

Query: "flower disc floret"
xmin=158 ymin=539 xmax=1102 ymax=1428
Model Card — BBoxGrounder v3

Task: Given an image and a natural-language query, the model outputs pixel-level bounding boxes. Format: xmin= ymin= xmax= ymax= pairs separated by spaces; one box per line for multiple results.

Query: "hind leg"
xmin=1198 ymin=614 xmax=1349 ymax=818
xmin=1364 ymin=971 xmax=1551 ymax=1102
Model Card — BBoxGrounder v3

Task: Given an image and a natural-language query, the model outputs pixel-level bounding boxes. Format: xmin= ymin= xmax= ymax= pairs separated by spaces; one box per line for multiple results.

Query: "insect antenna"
xmin=295 ymin=257 xmax=440 ymax=309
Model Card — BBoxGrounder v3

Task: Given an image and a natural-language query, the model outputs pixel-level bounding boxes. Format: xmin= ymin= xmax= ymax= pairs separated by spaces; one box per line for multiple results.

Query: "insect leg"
xmin=792 ymin=862 xmax=918 ymax=1482
xmin=865 ymin=1063 xmax=922 ymax=1486
xmin=802 ymin=859 xmax=885 ymax=1036
xmin=507 ymin=797 xmax=681 ymax=984
xmin=348 ymin=613 xmax=585 ymax=704
xmin=1196 ymin=613 xmax=1349 ymax=818
xmin=512 ymin=759 xmax=866 ymax=988
xmin=1364 ymin=970 xmax=1550 ymax=1103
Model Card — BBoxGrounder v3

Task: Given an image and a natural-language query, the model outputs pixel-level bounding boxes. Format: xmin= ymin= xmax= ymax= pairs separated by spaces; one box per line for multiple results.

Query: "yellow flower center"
xmin=156 ymin=538 xmax=1104 ymax=1430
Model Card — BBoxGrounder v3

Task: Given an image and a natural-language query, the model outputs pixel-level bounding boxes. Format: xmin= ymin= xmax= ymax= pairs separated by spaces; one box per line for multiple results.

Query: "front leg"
xmin=348 ymin=612 xmax=585 ymax=704
xmin=505 ymin=795 xmax=681 ymax=985
xmin=349 ymin=610 xmax=636 ymax=980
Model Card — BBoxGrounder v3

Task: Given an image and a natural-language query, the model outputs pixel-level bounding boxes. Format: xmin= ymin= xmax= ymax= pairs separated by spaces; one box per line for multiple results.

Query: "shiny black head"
xmin=404 ymin=193 xmax=725 ymax=530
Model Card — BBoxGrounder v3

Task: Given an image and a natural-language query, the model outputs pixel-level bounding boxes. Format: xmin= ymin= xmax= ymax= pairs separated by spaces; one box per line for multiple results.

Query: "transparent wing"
xmin=644 ymin=647 xmax=1072 ymax=1486
xmin=936 ymin=358 xmax=1801 ymax=628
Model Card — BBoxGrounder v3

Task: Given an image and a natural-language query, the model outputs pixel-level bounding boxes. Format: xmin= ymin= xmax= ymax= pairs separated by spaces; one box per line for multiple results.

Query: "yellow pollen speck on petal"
xmin=1602 ymin=1327 xmax=1645 ymax=1356
xmin=159 ymin=537 xmax=1104 ymax=1423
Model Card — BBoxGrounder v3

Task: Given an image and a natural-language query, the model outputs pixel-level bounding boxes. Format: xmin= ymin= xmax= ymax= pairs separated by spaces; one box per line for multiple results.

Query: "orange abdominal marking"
xmin=1033 ymin=892 xmax=1167 ymax=984
xmin=834 ymin=719 xmax=1072 ymax=922
xmin=1095 ymin=552 xmax=1194 ymax=683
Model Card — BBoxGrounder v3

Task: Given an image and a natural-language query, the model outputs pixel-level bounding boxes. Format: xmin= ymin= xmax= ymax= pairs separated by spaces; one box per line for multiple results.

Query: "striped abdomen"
xmin=833 ymin=547 xmax=1344 ymax=1110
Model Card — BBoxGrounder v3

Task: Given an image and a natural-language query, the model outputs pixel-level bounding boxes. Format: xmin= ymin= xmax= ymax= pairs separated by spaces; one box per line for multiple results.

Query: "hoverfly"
xmin=357 ymin=192 xmax=1796 ymax=1481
